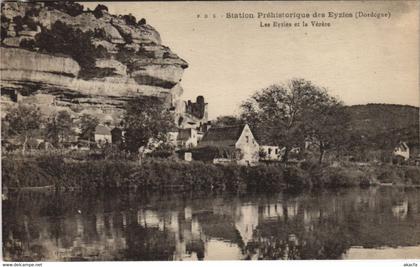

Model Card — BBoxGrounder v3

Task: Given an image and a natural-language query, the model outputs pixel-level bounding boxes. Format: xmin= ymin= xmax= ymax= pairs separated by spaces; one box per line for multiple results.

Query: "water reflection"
xmin=2 ymin=187 xmax=420 ymax=261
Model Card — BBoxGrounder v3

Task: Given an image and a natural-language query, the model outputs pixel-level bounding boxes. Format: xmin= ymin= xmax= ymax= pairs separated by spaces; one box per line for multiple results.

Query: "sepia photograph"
xmin=1 ymin=0 xmax=419 ymax=264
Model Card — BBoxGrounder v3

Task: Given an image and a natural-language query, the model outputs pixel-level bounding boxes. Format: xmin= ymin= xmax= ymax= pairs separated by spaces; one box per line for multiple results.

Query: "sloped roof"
xmin=199 ymin=124 xmax=245 ymax=147
xmin=95 ymin=125 xmax=111 ymax=135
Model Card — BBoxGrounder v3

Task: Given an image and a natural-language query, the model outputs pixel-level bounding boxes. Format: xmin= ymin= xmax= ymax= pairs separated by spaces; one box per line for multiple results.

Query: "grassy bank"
xmin=2 ymin=154 xmax=419 ymax=192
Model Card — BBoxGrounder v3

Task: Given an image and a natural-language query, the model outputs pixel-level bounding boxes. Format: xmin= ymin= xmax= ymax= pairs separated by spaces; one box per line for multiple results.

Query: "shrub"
xmin=22 ymin=15 xmax=38 ymax=31
xmin=122 ymin=14 xmax=137 ymax=26
xmin=20 ymin=39 xmax=36 ymax=50
xmin=242 ymin=164 xmax=284 ymax=192
xmin=138 ymin=18 xmax=146 ymax=26
xmin=94 ymin=28 xmax=107 ymax=39
xmin=45 ymin=2 xmax=84 ymax=17
xmin=93 ymin=4 xmax=108 ymax=19
xmin=377 ymin=169 xmax=400 ymax=184
xmin=13 ymin=16 xmax=24 ymax=32
xmin=404 ymin=167 xmax=420 ymax=185
xmin=35 ymin=21 xmax=108 ymax=72
xmin=146 ymin=150 xmax=173 ymax=159
xmin=284 ymin=165 xmax=311 ymax=190
xmin=321 ymin=166 xmax=362 ymax=188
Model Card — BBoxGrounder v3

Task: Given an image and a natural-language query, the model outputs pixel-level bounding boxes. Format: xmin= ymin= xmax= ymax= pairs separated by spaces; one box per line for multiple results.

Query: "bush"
xmin=284 ymin=165 xmax=311 ymax=190
xmin=321 ymin=166 xmax=362 ymax=188
xmin=13 ymin=16 xmax=24 ymax=32
xmin=404 ymin=167 xmax=420 ymax=185
xmin=93 ymin=4 xmax=108 ymax=19
xmin=45 ymin=2 xmax=84 ymax=17
xmin=20 ymin=39 xmax=36 ymax=50
xmin=377 ymin=168 xmax=401 ymax=184
xmin=94 ymin=28 xmax=107 ymax=39
xmin=138 ymin=18 xmax=146 ymax=26
xmin=122 ymin=14 xmax=137 ymax=26
xmin=146 ymin=150 xmax=173 ymax=159
xmin=242 ymin=165 xmax=284 ymax=192
xmin=35 ymin=21 xmax=108 ymax=72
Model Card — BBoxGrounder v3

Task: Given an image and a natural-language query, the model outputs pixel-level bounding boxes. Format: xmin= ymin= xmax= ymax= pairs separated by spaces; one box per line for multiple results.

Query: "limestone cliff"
xmin=0 ymin=2 xmax=188 ymax=125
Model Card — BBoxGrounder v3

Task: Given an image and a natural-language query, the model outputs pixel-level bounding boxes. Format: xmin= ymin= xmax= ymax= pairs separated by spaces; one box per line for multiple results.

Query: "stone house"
xmin=174 ymin=96 xmax=209 ymax=129
xmin=94 ymin=125 xmax=112 ymax=144
xmin=199 ymin=124 xmax=259 ymax=165
xmin=393 ymin=141 xmax=410 ymax=160
xmin=177 ymin=128 xmax=198 ymax=148
xmin=253 ymin=128 xmax=283 ymax=161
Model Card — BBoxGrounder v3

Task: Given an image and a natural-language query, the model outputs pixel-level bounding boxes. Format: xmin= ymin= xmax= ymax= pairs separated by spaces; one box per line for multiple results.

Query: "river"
xmin=2 ymin=186 xmax=420 ymax=261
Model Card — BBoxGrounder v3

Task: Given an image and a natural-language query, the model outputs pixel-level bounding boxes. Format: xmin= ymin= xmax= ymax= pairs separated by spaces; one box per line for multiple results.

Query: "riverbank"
xmin=2 ymin=154 xmax=420 ymax=192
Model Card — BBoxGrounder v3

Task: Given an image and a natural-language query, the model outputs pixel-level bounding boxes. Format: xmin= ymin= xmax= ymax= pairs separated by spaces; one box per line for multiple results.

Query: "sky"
xmin=84 ymin=1 xmax=419 ymax=119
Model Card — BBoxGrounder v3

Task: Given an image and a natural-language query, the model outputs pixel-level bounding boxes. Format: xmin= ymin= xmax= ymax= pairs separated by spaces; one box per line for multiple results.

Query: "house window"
xmin=275 ymin=148 xmax=279 ymax=154
xmin=245 ymin=136 xmax=249 ymax=143
xmin=268 ymin=148 xmax=272 ymax=155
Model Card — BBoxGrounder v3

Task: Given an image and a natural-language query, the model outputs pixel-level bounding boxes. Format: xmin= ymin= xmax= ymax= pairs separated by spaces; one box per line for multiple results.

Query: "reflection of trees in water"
xmin=121 ymin=223 xmax=176 ymax=261
xmin=241 ymin=188 xmax=420 ymax=260
xmin=243 ymin=212 xmax=351 ymax=259
xmin=3 ymin=187 xmax=420 ymax=261
xmin=195 ymin=211 xmax=244 ymax=247
xmin=186 ymin=239 xmax=205 ymax=260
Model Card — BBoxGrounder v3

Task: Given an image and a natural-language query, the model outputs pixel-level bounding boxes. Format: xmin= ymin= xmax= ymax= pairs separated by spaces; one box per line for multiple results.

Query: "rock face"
xmin=0 ymin=2 xmax=188 ymax=125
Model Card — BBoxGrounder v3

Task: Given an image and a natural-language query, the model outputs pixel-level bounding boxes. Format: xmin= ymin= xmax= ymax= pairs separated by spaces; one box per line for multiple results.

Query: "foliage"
xmin=0 ymin=30 xmax=6 ymax=42
xmin=3 ymin=103 xmax=42 ymax=153
xmin=44 ymin=110 xmax=74 ymax=147
xmin=122 ymin=14 xmax=137 ymax=26
xmin=302 ymin=97 xmax=350 ymax=163
xmin=79 ymin=114 xmax=99 ymax=142
xmin=35 ymin=21 xmax=106 ymax=72
xmin=3 ymin=148 xmax=417 ymax=192
xmin=242 ymin=164 xmax=284 ymax=192
xmin=212 ymin=115 xmax=243 ymax=127
xmin=92 ymin=4 xmax=108 ymax=19
xmin=138 ymin=18 xmax=146 ymax=26
xmin=122 ymin=96 xmax=175 ymax=153
xmin=13 ymin=15 xmax=38 ymax=32
xmin=19 ymin=39 xmax=36 ymax=50
xmin=44 ymin=1 xmax=84 ymax=17
xmin=240 ymin=78 xmax=349 ymax=163
xmin=345 ymin=104 xmax=419 ymax=156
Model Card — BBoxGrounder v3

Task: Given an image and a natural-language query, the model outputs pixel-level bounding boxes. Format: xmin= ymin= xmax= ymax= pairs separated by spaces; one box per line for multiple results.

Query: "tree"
xmin=212 ymin=115 xmax=243 ymax=127
xmin=122 ymin=96 xmax=175 ymax=153
xmin=45 ymin=110 xmax=74 ymax=147
xmin=35 ymin=21 xmax=105 ymax=72
xmin=44 ymin=1 xmax=84 ymax=17
xmin=240 ymin=78 xmax=349 ymax=163
xmin=4 ymin=103 xmax=42 ymax=153
xmin=122 ymin=14 xmax=137 ymax=26
xmin=79 ymin=114 xmax=99 ymax=143
xmin=92 ymin=4 xmax=108 ymax=19
xmin=301 ymin=98 xmax=350 ymax=163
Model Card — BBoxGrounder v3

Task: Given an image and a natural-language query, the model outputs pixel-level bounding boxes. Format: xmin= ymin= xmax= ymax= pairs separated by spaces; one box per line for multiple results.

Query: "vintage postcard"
xmin=1 ymin=0 xmax=419 ymax=265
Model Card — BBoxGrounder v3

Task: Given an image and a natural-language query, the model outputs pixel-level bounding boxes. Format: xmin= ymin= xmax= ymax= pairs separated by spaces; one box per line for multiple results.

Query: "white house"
xmin=199 ymin=124 xmax=260 ymax=165
xmin=261 ymin=146 xmax=284 ymax=161
xmin=253 ymin=128 xmax=283 ymax=161
xmin=394 ymin=142 xmax=410 ymax=160
xmin=177 ymin=128 xmax=198 ymax=148
xmin=94 ymin=125 xmax=112 ymax=144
